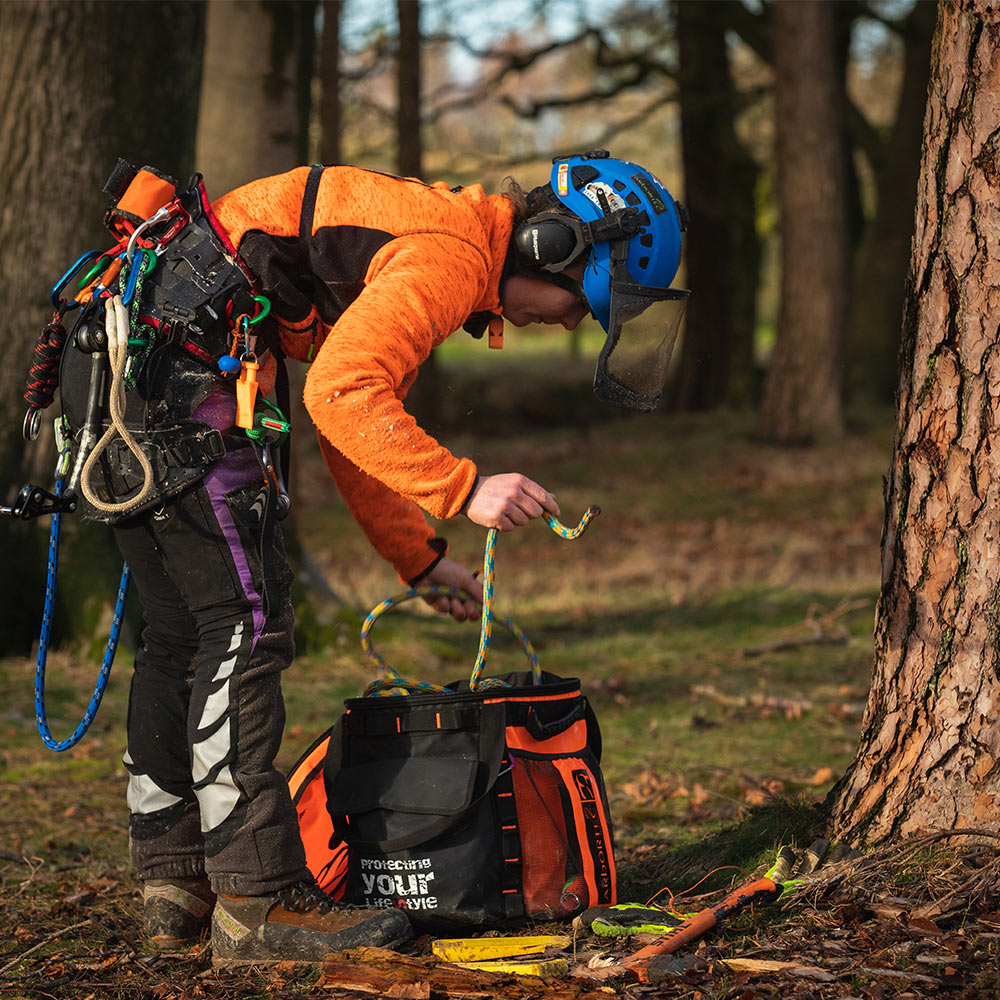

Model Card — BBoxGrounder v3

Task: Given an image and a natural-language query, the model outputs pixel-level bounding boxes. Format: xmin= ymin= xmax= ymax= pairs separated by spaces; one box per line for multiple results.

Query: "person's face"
xmin=502 ymin=265 xmax=590 ymax=330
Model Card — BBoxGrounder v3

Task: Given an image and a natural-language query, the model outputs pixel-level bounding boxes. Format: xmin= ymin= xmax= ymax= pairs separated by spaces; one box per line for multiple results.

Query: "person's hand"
xmin=420 ymin=557 xmax=483 ymax=622
xmin=462 ymin=474 xmax=560 ymax=531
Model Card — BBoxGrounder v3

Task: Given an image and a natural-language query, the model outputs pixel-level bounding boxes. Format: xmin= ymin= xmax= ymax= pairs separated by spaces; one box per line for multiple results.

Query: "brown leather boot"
xmin=211 ymin=879 xmax=412 ymax=966
xmin=143 ymin=876 xmax=215 ymax=948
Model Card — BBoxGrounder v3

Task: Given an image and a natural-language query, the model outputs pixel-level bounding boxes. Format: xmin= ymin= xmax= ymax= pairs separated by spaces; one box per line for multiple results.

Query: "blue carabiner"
xmin=122 ymin=248 xmax=156 ymax=307
xmin=50 ymin=249 xmax=103 ymax=309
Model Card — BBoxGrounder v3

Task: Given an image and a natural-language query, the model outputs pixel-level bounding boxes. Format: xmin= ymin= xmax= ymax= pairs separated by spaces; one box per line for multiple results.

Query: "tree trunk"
xmin=758 ymin=0 xmax=847 ymax=443
xmin=829 ymin=0 xmax=1000 ymax=845
xmin=394 ymin=0 xmax=441 ymax=427
xmin=672 ymin=0 xmax=760 ymax=412
xmin=396 ymin=0 xmax=422 ymax=178
xmin=195 ymin=0 xmax=315 ymax=198
xmin=0 ymin=0 xmax=204 ymax=655
xmin=318 ymin=0 xmax=343 ymax=165
xmin=846 ymin=1 xmax=937 ymax=405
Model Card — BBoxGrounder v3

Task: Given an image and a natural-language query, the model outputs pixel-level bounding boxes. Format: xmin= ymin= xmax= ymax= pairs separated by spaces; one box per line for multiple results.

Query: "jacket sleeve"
xmin=302 ymin=232 xmax=486 ymax=521
xmin=317 ymin=433 xmax=450 ymax=584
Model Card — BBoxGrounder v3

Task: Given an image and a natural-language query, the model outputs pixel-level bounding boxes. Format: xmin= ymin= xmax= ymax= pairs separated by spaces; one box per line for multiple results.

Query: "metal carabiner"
xmin=125 ymin=204 xmax=171 ymax=262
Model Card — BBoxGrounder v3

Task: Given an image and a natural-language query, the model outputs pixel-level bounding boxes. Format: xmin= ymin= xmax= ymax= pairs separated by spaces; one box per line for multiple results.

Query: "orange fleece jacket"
xmin=212 ymin=166 xmax=515 ymax=581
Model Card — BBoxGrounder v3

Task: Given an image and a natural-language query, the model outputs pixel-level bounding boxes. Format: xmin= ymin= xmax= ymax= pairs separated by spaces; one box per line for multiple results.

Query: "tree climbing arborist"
xmin=21 ymin=150 xmax=688 ymax=965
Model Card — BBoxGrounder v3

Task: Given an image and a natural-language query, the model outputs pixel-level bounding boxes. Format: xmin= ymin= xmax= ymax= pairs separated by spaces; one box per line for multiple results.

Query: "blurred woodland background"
xmin=0 ymin=0 xmax=933 ymax=654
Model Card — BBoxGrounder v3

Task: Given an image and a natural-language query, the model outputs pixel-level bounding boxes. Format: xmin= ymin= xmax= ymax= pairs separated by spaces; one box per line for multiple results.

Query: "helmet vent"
xmin=640 ymin=233 xmax=654 ymax=247
xmin=625 ymin=192 xmax=641 ymax=207
xmin=637 ymin=211 xmax=651 ymax=227
xmin=638 ymin=256 xmax=650 ymax=269
xmin=612 ymin=179 xmax=627 ymax=192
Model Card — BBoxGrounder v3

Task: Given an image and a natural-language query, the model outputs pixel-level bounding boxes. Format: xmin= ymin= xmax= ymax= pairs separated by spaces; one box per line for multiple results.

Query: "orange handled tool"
xmin=624 ymin=876 xmax=782 ymax=983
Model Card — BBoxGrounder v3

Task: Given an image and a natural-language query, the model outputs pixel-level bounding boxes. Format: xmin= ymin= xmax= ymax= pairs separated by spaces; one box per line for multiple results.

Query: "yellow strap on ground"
xmin=431 ymin=935 xmax=571 ymax=962
xmin=452 ymin=957 xmax=569 ymax=979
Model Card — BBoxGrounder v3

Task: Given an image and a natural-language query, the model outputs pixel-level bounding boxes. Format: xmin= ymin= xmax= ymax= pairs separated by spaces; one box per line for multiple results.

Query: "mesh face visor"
xmin=593 ymin=270 xmax=689 ymax=411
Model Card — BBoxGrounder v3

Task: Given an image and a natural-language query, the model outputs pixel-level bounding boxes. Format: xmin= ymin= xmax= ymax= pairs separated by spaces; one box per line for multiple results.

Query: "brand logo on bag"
xmin=359 ymin=857 xmax=438 ymax=911
xmin=572 ymin=769 xmax=614 ymax=903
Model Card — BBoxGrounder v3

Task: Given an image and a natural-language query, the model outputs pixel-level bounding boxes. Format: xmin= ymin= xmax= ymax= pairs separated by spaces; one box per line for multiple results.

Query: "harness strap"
xmin=300 ymin=165 xmax=325 ymax=241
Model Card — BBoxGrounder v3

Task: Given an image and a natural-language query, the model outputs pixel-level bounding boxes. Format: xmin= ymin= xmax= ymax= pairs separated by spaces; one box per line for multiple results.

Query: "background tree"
xmin=829 ymin=0 xmax=1000 ymax=844
xmin=0 ymin=0 xmax=204 ymax=655
xmin=845 ymin=0 xmax=936 ymax=405
xmin=758 ymin=0 xmax=847 ymax=443
xmin=394 ymin=0 xmax=443 ymax=425
xmin=673 ymin=0 xmax=759 ymax=411
xmin=196 ymin=0 xmax=316 ymax=198
xmin=319 ymin=0 xmax=344 ymax=165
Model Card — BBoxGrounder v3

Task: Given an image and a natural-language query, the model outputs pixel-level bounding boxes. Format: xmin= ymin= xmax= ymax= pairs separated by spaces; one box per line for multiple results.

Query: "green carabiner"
xmin=77 ymin=251 xmax=115 ymax=290
xmin=248 ymin=295 xmax=271 ymax=325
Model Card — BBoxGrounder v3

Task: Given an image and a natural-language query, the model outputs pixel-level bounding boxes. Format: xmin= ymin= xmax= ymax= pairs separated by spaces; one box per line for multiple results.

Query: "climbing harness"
xmin=360 ymin=505 xmax=600 ymax=696
xmin=4 ymin=159 xmax=292 ymax=749
xmin=26 ymin=159 xmax=287 ymax=525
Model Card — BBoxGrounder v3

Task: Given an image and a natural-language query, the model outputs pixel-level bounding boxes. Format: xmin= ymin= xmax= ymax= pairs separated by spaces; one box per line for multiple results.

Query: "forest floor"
xmin=1 ymin=344 xmax=998 ymax=998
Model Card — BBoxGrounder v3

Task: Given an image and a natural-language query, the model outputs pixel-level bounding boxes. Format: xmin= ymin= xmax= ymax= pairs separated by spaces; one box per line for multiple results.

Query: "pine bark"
xmin=829 ymin=0 xmax=1000 ymax=844
xmin=759 ymin=0 xmax=847 ymax=443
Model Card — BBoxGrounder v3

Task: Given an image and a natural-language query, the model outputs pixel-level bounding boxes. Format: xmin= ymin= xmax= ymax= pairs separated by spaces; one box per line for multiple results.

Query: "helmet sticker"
xmin=557 ymin=163 xmax=570 ymax=197
xmin=631 ymin=173 xmax=667 ymax=214
xmin=582 ymin=181 xmax=627 ymax=213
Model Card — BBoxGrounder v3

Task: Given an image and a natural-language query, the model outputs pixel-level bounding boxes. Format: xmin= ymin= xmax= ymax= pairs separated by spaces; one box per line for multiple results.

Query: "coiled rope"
xmin=80 ymin=294 xmax=155 ymax=517
xmin=361 ymin=505 xmax=600 ymax=696
xmin=34 ymin=480 xmax=130 ymax=751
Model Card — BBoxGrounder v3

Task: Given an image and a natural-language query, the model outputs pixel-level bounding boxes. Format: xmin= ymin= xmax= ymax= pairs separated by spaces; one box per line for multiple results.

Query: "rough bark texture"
xmin=759 ymin=0 xmax=847 ymax=443
xmin=829 ymin=0 xmax=1000 ymax=844
xmin=672 ymin=0 xmax=760 ymax=412
xmin=0 ymin=0 xmax=203 ymax=654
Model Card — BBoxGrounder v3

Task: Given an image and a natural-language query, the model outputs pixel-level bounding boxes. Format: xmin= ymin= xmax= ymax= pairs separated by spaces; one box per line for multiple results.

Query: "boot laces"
xmin=278 ymin=880 xmax=339 ymax=915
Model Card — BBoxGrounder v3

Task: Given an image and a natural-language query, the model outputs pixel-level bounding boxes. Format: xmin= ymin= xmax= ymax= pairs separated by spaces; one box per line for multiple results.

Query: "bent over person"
xmin=52 ymin=150 xmax=688 ymax=965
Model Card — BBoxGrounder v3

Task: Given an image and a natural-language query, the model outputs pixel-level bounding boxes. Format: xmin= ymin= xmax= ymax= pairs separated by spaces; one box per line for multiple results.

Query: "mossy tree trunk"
xmin=829 ymin=0 xmax=1000 ymax=844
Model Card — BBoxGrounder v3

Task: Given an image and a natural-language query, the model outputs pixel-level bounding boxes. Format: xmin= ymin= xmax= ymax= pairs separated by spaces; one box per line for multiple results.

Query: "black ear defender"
xmin=513 ymin=213 xmax=583 ymax=272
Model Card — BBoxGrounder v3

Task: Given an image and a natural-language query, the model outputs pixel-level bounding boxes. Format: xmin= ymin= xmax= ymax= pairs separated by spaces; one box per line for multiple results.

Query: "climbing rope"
xmin=34 ymin=480 xmax=130 ymax=752
xmin=80 ymin=294 xmax=156 ymax=517
xmin=361 ymin=505 xmax=600 ymax=696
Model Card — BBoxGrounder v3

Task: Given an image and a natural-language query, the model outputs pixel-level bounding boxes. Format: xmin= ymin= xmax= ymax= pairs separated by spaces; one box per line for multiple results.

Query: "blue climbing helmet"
xmin=512 ymin=149 xmax=689 ymax=411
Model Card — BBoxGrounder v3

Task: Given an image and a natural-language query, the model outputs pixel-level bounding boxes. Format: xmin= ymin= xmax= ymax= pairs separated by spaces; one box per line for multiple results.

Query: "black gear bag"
xmin=289 ymin=669 xmax=617 ymax=933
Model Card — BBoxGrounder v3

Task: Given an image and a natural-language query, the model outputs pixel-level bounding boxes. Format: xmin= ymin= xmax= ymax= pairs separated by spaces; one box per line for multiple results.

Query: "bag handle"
xmin=361 ymin=506 xmax=600 ymax=696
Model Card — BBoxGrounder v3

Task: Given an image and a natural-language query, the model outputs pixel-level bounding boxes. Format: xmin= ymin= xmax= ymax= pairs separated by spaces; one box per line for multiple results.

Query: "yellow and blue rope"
xmin=361 ymin=506 xmax=600 ymax=697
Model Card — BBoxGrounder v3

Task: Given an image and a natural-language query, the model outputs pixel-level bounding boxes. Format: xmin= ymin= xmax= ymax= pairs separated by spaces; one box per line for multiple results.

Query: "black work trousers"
xmin=112 ymin=444 xmax=310 ymax=895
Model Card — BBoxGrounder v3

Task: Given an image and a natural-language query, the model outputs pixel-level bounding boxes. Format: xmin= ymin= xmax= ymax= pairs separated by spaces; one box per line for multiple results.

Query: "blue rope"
xmin=34 ymin=480 xmax=130 ymax=752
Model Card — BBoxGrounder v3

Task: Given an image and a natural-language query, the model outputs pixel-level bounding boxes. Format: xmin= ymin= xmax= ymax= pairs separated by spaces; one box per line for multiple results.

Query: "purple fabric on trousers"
xmin=196 ymin=391 xmax=265 ymax=641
